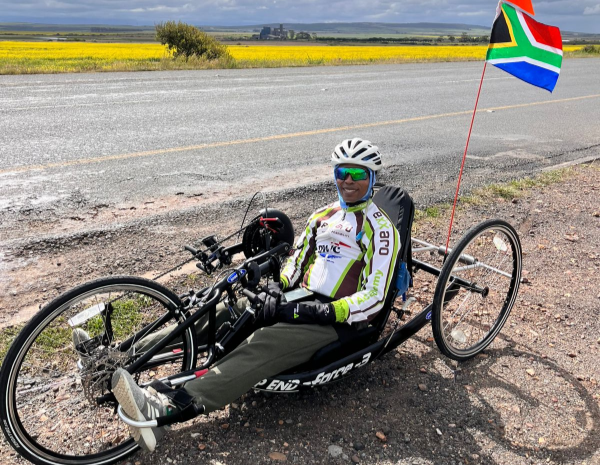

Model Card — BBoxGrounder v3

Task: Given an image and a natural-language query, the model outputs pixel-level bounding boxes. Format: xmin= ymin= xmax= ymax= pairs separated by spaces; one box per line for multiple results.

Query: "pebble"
xmin=328 ymin=445 xmax=343 ymax=458
xmin=352 ymin=455 xmax=360 ymax=463
xmin=418 ymin=383 xmax=428 ymax=391
xmin=436 ymin=428 xmax=443 ymax=436
xmin=285 ymin=419 xmax=293 ymax=424
xmin=268 ymin=451 xmax=287 ymax=461
xmin=376 ymin=431 xmax=387 ymax=442
xmin=190 ymin=433 xmax=200 ymax=438
xmin=353 ymin=442 xmax=365 ymax=451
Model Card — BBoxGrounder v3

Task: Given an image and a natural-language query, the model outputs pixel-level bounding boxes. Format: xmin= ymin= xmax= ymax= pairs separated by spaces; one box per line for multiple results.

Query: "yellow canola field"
xmin=0 ymin=41 xmax=584 ymax=74
xmin=230 ymin=45 xmax=491 ymax=63
xmin=0 ymin=41 xmax=167 ymax=73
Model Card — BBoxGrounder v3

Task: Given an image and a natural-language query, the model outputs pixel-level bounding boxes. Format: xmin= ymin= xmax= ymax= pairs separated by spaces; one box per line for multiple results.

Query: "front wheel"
xmin=0 ymin=276 xmax=197 ymax=465
xmin=432 ymin=219 xmax=522 ymax=361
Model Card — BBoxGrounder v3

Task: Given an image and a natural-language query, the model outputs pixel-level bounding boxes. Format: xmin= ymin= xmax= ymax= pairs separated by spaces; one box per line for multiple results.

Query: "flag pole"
xmin=444 ymin=61 xmax=487 ymax=255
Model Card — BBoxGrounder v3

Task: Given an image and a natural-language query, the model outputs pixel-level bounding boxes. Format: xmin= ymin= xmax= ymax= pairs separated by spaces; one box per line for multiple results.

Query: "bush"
xmin=581 ymin=45 xmax=600 ymax=54
xmin=155 ymin=21 xmax=231 ymax=60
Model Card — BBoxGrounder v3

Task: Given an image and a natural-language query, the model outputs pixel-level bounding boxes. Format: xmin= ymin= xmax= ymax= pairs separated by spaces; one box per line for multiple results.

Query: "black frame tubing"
xmin=124 ymin=242 xmax=290 ymax=376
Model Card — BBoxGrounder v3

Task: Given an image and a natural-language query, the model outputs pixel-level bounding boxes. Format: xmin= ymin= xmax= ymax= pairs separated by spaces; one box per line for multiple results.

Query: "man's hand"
xmin=277 ymin=302 xmax=335 ymax=325
xmin=255 ymin=288 xmax=283 ymax=326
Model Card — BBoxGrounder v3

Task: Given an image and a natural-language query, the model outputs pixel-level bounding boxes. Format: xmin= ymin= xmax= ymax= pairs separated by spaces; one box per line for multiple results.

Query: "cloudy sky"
xmin=2 ymin=0 xmax=599 ymax=33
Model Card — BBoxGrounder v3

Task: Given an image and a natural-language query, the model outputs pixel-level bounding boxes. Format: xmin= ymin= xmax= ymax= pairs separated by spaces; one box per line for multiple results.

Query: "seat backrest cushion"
xmin=370 ymin=186 xmax=415 ymax=331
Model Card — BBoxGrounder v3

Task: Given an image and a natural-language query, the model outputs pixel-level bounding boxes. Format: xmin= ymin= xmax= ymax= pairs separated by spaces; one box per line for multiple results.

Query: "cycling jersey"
xmin=280 ymin=199 xmax=400 ymax=324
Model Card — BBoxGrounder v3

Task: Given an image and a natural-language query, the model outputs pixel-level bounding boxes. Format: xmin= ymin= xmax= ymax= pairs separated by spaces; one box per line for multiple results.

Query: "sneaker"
xmin=111 ymin=368 xmax=177 ymax=452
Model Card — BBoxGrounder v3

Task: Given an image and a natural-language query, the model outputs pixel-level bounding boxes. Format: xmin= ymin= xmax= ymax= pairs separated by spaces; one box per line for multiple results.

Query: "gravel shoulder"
xmin=1 ymin=163 xmax=599 ymax=465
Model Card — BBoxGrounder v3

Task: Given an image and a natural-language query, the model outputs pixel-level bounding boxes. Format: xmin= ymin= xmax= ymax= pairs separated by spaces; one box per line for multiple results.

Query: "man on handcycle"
xmin=111 ymin=138 xmax=401 ymax=452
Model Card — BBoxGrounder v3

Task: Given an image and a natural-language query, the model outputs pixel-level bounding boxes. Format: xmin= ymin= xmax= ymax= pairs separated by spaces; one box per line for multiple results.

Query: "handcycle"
xmin=0 ymin=185 xmax=522 ymax=465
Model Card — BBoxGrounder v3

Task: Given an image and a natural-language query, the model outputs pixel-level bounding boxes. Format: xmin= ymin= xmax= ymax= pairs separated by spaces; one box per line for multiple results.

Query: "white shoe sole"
xmin=113 ymin=374 xmax=157 ymax=452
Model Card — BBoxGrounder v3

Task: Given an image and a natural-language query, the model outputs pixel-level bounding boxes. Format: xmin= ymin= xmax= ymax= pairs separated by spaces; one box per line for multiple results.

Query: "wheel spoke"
xmin=433 ymin=222 xmax=521 ymax=360
xmin=2 ymin=278 xmax=196 ymax=463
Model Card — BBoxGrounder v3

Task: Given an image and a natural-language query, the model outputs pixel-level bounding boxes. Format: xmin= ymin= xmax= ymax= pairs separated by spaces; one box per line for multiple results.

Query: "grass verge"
xmin=412 ymin=167 xmax=576 ymax=229
xmin=564 ymin=45 xmax=600 ymax=58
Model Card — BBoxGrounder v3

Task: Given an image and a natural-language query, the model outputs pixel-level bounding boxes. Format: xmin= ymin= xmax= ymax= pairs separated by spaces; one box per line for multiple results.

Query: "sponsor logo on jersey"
xmin=319 ymin=253 xmax=342 ymax=263
xmin=318 ymin=241 xmax=351 ymax=255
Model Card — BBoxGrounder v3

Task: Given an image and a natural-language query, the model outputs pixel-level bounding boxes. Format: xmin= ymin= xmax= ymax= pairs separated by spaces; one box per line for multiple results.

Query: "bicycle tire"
xmin=0 ymin=276 xmax=197 ymax=465
xmin=432 ymin=219 xmax=522 ymax=361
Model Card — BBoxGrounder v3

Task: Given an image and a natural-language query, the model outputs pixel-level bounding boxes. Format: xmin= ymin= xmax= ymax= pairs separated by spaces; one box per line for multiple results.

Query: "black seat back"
xmin=370 ymin=186 xmax=415 ymax=333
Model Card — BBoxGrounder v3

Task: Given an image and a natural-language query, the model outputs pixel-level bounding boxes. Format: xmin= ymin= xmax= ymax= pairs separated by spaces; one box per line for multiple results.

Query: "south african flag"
xmin=487 ymin=1 xmax=563 ymax=92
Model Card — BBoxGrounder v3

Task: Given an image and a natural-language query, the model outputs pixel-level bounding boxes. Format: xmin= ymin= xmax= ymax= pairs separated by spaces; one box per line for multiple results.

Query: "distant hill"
xmin=0 ymin=21 xmax=597 ymax=41
xmin=203 ymin=22 xmax=491 ymax=36
xmin=0 ymin=22 xmax=154 ymax=32
xmin=0 ymin=21 xmax=490 ymax=37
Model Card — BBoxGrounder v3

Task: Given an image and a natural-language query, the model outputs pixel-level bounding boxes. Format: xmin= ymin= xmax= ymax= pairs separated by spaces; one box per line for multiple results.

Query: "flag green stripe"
xmin=487 ymin=5 xmax=562 ymax=69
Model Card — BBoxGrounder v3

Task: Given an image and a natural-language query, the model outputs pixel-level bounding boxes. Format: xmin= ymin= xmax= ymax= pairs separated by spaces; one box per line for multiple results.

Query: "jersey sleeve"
xmin=331 ymin=208 xmax=401 ymax=324
xmin=280 ymin=205 xmax=335 ymax=290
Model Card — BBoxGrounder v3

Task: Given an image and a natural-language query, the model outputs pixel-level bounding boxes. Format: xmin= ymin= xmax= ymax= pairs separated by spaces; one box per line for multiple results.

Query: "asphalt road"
xmin=0 ymin=59 xmax=599 ymax=242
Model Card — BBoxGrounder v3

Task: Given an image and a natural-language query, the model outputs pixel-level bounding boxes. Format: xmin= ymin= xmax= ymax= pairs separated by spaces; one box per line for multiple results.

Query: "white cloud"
xmin=0 ymin=0 xmax=598 ymax=32
xmin=583 ymin=3 xmax=600 ymax=14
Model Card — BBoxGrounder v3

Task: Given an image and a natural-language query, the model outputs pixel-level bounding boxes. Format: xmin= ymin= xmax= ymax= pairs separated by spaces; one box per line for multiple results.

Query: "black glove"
xmin=255 ymin=290 xmax=283 ymax=326
xmin=267 ymin=280 xmax=284 ymax=293
xmin=277 ymin=301 xmax=336 ymax=325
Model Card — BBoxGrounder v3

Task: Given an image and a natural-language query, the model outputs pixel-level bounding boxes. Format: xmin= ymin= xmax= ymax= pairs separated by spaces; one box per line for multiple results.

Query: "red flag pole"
xmin=444 ymin=61 xmax=487 ymax=255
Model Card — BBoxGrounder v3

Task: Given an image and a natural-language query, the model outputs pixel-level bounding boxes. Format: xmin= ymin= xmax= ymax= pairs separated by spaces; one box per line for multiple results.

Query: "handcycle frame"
xmin=0 ymin=190 xmax=522 ymax=465
xmin=112 ymin=228 xmax=512 ymax=430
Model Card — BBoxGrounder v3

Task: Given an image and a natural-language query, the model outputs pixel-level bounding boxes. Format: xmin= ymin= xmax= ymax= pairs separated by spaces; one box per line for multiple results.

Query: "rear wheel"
xmin=0 ymin=276 xmax=196 ymax=465
xmin=432 ymin=220 xmax=522 ymax=361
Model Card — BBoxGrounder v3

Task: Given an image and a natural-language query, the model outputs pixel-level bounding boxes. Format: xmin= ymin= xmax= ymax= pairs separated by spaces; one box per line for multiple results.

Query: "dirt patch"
xmin=1 ymin=164 xmax=599 ymax=465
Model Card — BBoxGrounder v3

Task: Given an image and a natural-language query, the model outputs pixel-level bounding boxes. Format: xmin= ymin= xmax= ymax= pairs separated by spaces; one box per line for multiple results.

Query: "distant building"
xmin=259 ymin=24 xmax=288 ymax=40
xmin=259 ymin=26 xmax=272 ymax=40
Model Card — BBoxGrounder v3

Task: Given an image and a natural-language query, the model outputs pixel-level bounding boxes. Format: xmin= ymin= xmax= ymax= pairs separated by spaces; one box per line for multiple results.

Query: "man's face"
xmin=335 ymin=164 xmax=370 ymax=204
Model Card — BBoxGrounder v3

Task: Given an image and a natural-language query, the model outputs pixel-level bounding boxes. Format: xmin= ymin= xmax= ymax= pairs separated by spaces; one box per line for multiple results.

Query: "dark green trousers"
xmin=182 ymin=322 xmax=338 ymax=413
xmin=135 ymin=299 xmax=338 ymax=413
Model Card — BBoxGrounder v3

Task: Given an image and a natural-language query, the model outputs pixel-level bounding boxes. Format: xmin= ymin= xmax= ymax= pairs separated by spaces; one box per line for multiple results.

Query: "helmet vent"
xmin=352 ymin=147 xmax=368 ymax=158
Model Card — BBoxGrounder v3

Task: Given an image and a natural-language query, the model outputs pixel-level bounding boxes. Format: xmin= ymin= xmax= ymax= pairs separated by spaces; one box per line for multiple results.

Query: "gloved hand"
xmin=267 ymin=280 xmax=284 ymax=293
xmin=277 ymin=301 xmax=336 ymax=325
xmin=255 ymin=290 xmax=283 ymax=326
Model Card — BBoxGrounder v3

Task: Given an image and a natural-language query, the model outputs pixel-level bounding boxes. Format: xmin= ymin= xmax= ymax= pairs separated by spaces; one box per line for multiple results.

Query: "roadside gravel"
xmin=1 ymin=163 xmax=599 ymax=465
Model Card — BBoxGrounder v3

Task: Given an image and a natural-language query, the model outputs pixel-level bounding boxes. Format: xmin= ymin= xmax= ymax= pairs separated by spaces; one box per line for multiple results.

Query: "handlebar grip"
xmin=184 ymin=245 xmax=199 ymax=256
xmin=241 ymin=288 xmax=259 ymax=304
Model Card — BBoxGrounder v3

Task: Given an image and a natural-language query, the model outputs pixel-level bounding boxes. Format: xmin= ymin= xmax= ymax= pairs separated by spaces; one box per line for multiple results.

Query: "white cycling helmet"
xmin=331 ymin=138 xmax=383 ymax=171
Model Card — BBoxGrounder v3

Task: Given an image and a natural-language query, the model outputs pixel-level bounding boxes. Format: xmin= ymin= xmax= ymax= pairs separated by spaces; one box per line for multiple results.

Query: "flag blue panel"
xmin=492 ymin=61 xmax=560 ymax=92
